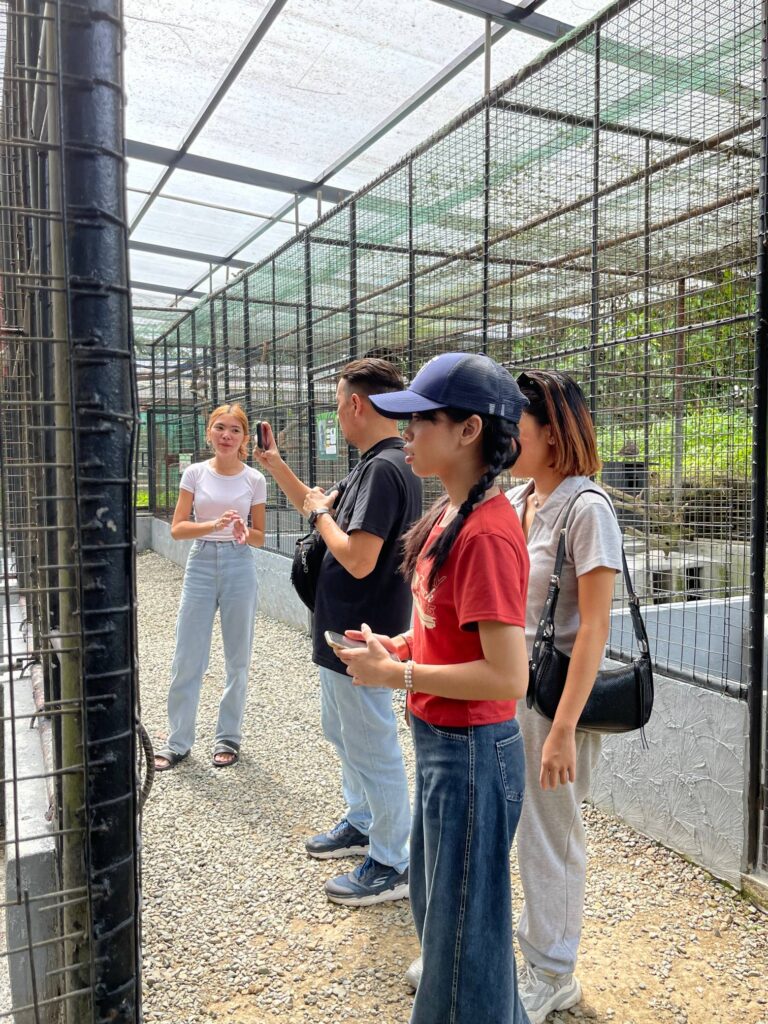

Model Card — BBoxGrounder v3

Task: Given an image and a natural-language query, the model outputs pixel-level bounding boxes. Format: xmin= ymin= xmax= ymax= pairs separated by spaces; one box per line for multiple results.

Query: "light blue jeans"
xmin=166 ymin=539 xmax=259 ymax=754
xmin=318 ymin=666 xmax=410 ymax=872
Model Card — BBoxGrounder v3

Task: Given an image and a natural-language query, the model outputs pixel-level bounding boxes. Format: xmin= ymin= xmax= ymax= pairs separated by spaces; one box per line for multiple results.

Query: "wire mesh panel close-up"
xmin=0 ymin=1 xmax=142 ymax=1021
xmin=145 ymin=0 xmax=768 ymax=872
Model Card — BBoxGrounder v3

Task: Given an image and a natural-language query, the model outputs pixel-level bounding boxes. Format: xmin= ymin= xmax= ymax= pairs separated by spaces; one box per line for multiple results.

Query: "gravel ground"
xmin=138 ymin=550 xmax=767 ymax=1024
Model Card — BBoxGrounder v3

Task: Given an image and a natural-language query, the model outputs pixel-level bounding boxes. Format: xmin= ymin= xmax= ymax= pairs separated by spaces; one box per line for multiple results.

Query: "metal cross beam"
xmin=129 ymin=0 xmax=289 ymax=234
xmin=427 ymin=0 xmax=573 ymax=41
xmin=125 ymin=140 xmax=352 ymax=204
xmin=131 ymin=280 xmax=208 ymax=300
xmin=129 ymin=240 xmax=253 ymax=271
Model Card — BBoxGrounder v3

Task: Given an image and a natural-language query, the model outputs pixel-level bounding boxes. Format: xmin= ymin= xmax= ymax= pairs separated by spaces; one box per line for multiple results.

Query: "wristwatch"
xmin=308 ymin=508 xmax=332 ymax=528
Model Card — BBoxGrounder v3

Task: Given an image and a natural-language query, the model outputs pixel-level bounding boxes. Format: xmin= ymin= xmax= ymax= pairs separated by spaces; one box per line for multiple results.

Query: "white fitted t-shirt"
xmin=179 ymin=460 xmax=267 ymax=541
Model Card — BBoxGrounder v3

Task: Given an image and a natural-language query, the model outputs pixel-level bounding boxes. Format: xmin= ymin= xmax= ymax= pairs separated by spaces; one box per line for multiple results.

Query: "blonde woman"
xmin=154 ymin=404 xmax=266 ymax=771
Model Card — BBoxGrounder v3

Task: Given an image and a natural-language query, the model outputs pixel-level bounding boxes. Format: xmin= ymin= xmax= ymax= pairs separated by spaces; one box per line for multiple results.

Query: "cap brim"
xmin=369 ymin=389 xmax=446 ymax=416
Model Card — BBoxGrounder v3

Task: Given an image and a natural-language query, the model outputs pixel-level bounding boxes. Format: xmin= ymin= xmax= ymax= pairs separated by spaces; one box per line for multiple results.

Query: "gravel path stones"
xmin=138 ymin=550 xmax=767 ymax=1024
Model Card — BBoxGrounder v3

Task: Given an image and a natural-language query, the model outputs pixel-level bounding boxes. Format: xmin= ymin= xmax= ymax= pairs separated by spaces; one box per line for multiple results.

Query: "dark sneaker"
xmin=305 ymin=819 xmax=370 ymax=860
xmin=324 ymin=856 xmax=409 ymax=906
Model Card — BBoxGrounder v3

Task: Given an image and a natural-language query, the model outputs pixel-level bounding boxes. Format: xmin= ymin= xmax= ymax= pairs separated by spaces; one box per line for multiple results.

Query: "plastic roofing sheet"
xmin=124 ymin=0 xmax=273 ymax=147
xmin=186 ymin=0 xmax=487 ymax=182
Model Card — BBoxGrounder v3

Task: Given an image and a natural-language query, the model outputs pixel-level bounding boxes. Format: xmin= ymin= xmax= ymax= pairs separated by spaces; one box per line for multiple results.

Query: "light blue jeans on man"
xmin=318 ymin=666 xmax=410 ymax=872
xmin=166 ymin=539 xmax=259 ymax=754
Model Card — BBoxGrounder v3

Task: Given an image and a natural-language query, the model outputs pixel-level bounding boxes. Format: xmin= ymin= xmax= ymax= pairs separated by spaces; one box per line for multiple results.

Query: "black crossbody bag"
xmin=527 ymin=488 xmax=653 ymax=744
xmin=290 ymin=444 xmax=391 ymax=612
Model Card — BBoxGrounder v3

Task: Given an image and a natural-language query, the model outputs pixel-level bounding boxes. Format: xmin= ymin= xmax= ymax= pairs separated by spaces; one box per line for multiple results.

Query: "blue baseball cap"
xmin=369 ymin=352 xmax=528 ymax=422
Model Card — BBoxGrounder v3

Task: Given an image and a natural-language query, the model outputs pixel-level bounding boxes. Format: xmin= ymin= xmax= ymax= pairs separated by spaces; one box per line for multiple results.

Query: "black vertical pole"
xmin=305 ymin=235 xmax=317 ymax=484
xmin=149 ymin=344 xmax=156 ymax=512
xmin=209 ymin=299 xmax=219 ymax=406
xmin=589 ymin=27 xmax=601 ymax=418
xmin=407 ymin=159 xmax=415 ymax=378
xmin=190 ymin=315 xmax=200 ymax=460
xmin=222 ymin=294 xmax=231 ymax=399
xmin=175 ymin=326 xmax=182 ymax=455
xmin=747 ymin=0 xmax=768 ymax=872
xmin=349 ymin=200 xmax=358 ymax=362
xmin=58 ymin=0 xmax=140 ymax=1016
xmin=482 ymin=102 xmax=491 ymax=351
xmin=643 ymin=139 xmax=652 ymax=562
xmin=163 ymin=334 xmax=170 ymax=513
xmin=243 ymin=275 xmax=252 ymax=424
xmin=349 ymin=201 xmax=358 ymax=472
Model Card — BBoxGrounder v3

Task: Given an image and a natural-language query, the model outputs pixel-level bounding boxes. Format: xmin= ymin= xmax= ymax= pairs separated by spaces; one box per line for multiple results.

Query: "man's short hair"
xmin=339 ymin=357 xmax=404 ymax=398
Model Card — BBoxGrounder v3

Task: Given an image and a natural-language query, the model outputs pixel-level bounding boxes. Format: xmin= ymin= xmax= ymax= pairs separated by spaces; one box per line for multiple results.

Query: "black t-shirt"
xmin=313 ymin=437 xmax=422 ymax=673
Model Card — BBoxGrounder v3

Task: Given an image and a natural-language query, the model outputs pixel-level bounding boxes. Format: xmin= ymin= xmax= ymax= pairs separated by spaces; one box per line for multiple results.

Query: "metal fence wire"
xmin=0 ymin=1 xmax=142 ymax=1022
xmin=145 ymin=0 xmax=768 ymax=873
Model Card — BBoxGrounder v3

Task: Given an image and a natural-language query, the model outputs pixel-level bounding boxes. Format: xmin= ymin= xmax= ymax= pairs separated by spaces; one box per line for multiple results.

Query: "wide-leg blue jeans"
xmin=166 ymin=539 xmax=259 ymax=754
xmin=409 ymin=713 xmax=531 ymax=1024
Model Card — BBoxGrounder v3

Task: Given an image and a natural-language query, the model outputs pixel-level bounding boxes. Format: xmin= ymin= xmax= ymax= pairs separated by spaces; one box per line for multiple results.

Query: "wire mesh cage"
xmin=0 ymin=0 xmax=142 ymax=1020
xmin=144 ymin=0 xmax=768 ymax=873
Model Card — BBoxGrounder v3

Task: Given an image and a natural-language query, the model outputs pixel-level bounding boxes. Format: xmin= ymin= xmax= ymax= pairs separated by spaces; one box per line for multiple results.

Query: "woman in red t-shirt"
xmin=337 ymin=353 xmax=532 ymax=1024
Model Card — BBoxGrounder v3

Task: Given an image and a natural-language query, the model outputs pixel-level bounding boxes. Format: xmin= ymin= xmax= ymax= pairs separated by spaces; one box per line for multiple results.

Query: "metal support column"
xmin=748 ymin=0 xmax=768 ymax=873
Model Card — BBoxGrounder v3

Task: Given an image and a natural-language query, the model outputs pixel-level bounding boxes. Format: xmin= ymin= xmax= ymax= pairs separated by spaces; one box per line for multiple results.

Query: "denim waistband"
xmin=195 ymin=538 xmax=239 ymax=547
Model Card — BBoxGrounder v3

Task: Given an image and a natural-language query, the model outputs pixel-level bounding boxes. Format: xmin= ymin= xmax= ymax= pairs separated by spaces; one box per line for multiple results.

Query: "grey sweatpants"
xmin=515 ymin=703 xmax=601 ymax=976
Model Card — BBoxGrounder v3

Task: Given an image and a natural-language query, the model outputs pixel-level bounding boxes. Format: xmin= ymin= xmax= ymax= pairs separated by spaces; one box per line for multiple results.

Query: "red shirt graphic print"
xmin=409 ymin=493 xmax=529 ymax=727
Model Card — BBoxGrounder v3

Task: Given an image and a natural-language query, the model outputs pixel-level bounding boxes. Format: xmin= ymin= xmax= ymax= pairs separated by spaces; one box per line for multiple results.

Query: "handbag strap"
xmin=530 ymin=487 xmax=649 ymax=670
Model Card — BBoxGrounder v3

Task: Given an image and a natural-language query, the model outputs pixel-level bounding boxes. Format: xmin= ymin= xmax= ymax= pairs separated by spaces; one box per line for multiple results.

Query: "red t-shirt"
xmin=408 ymin=493 xmax=529 ymax=727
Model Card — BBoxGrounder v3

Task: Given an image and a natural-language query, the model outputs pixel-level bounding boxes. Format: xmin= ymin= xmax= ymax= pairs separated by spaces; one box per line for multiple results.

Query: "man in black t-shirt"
xmin=254 ymin=359 xmax=421 ymax=906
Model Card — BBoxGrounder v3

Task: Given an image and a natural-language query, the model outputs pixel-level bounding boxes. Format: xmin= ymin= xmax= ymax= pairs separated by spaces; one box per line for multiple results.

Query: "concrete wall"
xmin=592 ymin=663 xmax=748 ymax=888
xmin=139 ymin=516 xmax=751 ymax=888
xmin=138 ymin=515 xmax=310 ymax=632
xmin=1 ymin=592 xmax=60 ymax=1022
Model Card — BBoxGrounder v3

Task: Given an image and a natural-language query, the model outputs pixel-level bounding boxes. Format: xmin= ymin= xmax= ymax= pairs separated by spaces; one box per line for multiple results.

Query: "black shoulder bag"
xmin=527 ymin=488 xmax=653 ymax=744
xmin=289 ymin=456 xmax=370 ymax=612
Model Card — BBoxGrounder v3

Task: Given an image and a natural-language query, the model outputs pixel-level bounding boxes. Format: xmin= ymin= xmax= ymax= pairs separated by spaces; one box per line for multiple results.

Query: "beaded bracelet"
xmin=404 ymin=660 xmax=414 ymax=693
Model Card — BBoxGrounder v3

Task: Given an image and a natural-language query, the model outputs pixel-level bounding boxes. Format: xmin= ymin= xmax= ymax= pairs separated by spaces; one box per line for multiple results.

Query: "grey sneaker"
xmin=305 ymin=819 xmax=369 ymax=860
xmin=519 ymin=961 xmax=582 ymax=1024
xmin=404 ymin=955 xmax=422 ymax=990
xmin=324 ymin=856 xmax=409 ymax=906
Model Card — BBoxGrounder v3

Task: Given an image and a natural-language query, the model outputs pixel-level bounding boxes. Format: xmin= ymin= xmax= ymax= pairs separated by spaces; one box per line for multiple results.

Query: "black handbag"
xmin=290 ymin=527 xmax=327 ymax=612
xmin=289 ymin=455 xmax=368 ymax=612
xmin=527 ymin=488 xmax=653 ymax=744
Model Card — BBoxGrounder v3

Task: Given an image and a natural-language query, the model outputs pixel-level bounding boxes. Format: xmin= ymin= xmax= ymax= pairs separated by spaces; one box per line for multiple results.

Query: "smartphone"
xmin=324 ymin=630 xmax=366 ymax=652
xmin=254 ymin=421 xmax=266 ymax=450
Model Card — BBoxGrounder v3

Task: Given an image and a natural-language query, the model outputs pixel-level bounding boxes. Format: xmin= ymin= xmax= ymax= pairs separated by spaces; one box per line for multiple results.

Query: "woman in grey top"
xmin=506 ymin=370 xmax=623 ymax=1024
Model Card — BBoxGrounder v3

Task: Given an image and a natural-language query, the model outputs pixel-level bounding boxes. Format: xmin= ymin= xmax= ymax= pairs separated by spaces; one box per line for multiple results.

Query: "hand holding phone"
xmin=324 ymin=630 xmax=400 ymax=661
xmin=324 ymin=630 xmax=367 ymax=652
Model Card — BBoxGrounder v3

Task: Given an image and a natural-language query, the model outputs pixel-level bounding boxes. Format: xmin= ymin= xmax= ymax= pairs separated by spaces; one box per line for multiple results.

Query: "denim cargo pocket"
xmin=496 ymin=732 xmax=524 ymax=802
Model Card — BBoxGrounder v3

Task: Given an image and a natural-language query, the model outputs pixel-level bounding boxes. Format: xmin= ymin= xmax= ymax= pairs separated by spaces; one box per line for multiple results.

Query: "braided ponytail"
xmin=400 ymin=410 xmax=521 ymax=587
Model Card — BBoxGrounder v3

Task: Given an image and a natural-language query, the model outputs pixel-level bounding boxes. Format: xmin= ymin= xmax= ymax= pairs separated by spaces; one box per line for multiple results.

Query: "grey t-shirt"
xmin=506 ymin=476 xmax=623 ymax=659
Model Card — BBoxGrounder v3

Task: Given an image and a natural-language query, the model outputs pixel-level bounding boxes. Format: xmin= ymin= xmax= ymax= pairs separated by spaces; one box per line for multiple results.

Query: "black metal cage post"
xmin=0 ymin=0 xmax=142 ymax=1020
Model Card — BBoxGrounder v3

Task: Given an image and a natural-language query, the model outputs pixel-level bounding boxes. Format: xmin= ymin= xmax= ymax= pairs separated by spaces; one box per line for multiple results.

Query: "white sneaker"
xmin=404 ymin=956 xmax=423 ymax=990
xmin=519 ymin=961 xmax=582 ymax=1024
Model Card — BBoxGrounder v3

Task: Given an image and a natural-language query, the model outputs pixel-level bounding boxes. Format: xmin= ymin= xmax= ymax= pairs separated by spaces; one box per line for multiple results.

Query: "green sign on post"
xmin=316 ymin=411 xmax=339 ymax=461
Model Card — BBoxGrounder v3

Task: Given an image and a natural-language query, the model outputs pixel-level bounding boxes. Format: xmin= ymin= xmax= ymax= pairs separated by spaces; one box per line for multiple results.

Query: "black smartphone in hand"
xmin=255 ymin=421 xmax=266 ymax=450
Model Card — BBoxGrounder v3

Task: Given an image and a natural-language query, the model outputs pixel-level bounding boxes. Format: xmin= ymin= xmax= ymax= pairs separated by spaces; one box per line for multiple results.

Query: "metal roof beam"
xmin=129 ymin=240 xmax=253 ymax=271
xmin=427 ymin=0 xmax=573 ymax=41
xmin=125 ymin=140 xmax=352 ymax=203
xmin=131 ymin=280 xmax=207 ymax=300
xmin=129 ymin=0 xmax=289 ymax=233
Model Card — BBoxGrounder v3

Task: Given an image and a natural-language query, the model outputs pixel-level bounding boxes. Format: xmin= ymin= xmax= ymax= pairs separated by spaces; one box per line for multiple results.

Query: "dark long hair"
xmin=401 ymin=409 xmax=521 ymax=587
xmin=517 ymin=369 xmax=601 ymax=477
